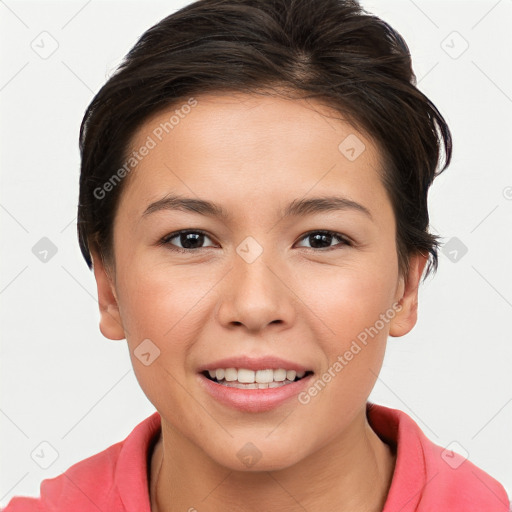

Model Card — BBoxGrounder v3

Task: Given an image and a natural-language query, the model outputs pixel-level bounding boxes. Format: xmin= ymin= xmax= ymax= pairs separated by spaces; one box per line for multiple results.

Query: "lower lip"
xmin=197 ymin=373 xmax=313 ymax=413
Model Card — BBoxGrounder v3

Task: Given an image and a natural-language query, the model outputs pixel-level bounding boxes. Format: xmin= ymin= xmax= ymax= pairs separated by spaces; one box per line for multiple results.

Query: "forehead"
xmin=118 ymin=92 xmax=386 ymax=220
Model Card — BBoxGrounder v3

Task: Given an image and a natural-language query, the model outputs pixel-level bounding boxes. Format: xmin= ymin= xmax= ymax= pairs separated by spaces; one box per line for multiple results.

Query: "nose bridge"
xmin=233 ymin=236 xmax=281 ymax=304
xmin=215 ymin=235 xmax=293 ymax=331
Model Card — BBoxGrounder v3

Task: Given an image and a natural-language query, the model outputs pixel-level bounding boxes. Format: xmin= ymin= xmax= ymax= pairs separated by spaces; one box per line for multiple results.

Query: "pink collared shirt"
xmin=3 ymin=403 xmax=510 ymax=511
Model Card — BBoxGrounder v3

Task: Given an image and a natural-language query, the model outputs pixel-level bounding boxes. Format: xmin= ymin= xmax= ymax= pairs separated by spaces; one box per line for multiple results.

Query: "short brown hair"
xmin=77 ymin=0 xmax=452 ymax=280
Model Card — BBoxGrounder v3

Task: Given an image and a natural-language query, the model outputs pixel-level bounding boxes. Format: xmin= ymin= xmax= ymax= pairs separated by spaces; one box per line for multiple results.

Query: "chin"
xmin=207 ymin=442 xmax=307 ymax=473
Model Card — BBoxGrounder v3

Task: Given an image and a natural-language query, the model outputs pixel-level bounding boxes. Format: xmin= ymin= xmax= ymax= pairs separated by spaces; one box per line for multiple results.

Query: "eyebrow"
xmin=141 ymin=193 xmax=373 ymax=221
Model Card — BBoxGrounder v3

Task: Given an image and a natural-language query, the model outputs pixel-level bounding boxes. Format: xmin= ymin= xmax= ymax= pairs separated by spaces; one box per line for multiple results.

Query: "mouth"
xmin=201 ymin=368 xmax=314 ymax=390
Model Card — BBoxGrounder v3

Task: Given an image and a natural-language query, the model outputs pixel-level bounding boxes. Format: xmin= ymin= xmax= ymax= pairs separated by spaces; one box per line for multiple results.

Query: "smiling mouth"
xmin=201 ymin=368 xmax=314 ymax=389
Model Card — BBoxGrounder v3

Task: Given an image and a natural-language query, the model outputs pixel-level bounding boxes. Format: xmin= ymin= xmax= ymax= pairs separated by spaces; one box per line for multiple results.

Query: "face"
xmin=92 ymin=92 xmax=426 ymax=471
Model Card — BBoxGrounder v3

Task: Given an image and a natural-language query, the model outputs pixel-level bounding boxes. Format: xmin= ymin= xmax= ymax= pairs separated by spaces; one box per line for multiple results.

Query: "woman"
xmin=4 ymin=0 xmax=509 ymax=510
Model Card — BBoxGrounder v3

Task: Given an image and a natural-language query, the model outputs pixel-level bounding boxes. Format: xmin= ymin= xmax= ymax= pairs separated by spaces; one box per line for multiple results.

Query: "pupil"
xmin=310 ymin=233 xmax=331 ymax=249
xmin=181 ymin=232 xmax=203 ymax=249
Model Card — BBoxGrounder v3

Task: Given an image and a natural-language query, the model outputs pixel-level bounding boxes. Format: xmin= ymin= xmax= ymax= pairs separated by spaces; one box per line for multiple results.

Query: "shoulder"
xmin=2 ymin=412 xmax=161 ymax=512
xmin=3 ymin=440 xmax=124 ymax=512
xmin=367 ymin=402 xmax=510 ymax=511
xmin=419 ymin=431 xmax=510 ymax=511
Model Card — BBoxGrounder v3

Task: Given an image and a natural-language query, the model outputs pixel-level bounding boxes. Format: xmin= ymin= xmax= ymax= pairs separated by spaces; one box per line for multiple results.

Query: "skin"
xmin=91 ymin=92 xmax=427 ymax=512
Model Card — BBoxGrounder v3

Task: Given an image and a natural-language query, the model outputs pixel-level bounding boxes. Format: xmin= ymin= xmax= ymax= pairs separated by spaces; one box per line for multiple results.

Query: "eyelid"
xmin=159 ymin=228 xmax=352 ymax=252
xmin=159 ymin=229 xmax=218 ymax=251
xmin=295 ymin=230 xmax=352 ymax=249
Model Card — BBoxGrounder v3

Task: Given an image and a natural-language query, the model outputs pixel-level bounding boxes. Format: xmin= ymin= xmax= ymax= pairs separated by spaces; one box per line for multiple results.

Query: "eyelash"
xmin=158 ymin=229 xmax=353 ymax=254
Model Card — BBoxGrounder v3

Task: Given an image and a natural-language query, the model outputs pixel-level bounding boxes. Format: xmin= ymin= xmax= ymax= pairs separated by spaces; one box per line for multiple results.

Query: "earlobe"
xmin=91 ymin=250 xmax=126 ymax=341
xmin=389 ymin=252 xmax=429 ymax=338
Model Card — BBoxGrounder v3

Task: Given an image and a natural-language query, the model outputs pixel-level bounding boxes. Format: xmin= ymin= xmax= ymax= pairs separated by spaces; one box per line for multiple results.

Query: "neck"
xmin=150 ymin=408 xmax=396 ymax=512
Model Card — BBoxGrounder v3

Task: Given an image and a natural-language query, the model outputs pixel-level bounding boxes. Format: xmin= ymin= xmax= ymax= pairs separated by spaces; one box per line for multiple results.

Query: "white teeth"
xmin=224 ymin=368 xmax=237 ymax=382
xmin=286 ymin=370 xmax=296 ymax=381
xmin=205 ymin=367 xmax=310 ymax=385
xmin=255 ymin=369 xmax=274 ymax=383
xmin=237 ymin=369 xmax=255 ymax=383
xmin=224 ymin=381 xmax=290 ymax=389
xmin=273 ymin=369 xmax=287 ymax=381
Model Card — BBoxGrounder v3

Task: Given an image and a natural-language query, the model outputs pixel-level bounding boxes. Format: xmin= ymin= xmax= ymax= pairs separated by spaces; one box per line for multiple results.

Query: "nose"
xmin=214 ymin=242 xmax=296 ymax=334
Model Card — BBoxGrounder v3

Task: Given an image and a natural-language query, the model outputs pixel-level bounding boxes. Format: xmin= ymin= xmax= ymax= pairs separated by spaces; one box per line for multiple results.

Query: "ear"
xmin=389 ymin=252 xmax=429 ymax=337
xmin=91 ymin=250 xmax=126 ymax=341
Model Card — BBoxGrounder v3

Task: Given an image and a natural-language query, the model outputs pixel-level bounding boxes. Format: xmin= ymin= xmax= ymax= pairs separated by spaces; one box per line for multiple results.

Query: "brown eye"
xmin=160 ymin=229 xmax=216 ymax=253
xmin=295 ymin=231 xmax=351 ymax=250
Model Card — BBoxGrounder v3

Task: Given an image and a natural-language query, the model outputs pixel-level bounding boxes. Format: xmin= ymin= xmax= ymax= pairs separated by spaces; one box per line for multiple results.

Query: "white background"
xmin=1 ymin=0 xmax=511 ymax=507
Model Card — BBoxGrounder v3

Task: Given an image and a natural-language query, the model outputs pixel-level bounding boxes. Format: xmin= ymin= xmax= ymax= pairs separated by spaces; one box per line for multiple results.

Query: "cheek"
xmin=304 ymin=260 xmax=397 ymax=390
xmin=116 ymin=267 xmax=214 ymax=412
xmin=114 ymin=267 xmax=216 ymax=401
xmin=117 ymin=261 xmax=215 ymax=338
xmin=306 ymin=254 xmax=398 ymax=337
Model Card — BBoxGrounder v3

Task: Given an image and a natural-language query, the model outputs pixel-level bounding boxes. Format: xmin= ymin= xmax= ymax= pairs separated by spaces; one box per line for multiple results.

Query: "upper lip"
xmin=198 ymin=356 xmax=312 ymax=373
